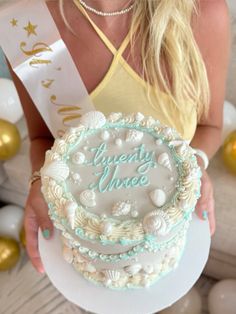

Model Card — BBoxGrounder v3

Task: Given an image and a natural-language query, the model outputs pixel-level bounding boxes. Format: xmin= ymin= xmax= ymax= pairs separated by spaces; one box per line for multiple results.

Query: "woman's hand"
xmin=195 ymin=169 xmax=216 ymax=236
xmin=24 ymin=180 xmax=54 ymax=273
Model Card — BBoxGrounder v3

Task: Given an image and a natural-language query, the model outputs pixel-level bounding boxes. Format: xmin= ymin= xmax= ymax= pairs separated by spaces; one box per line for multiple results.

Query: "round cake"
xmin=40 ymin=111 xmax=201 ymax=289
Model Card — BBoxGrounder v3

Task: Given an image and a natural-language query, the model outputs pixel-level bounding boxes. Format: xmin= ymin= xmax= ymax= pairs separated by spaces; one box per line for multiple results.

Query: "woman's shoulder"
xmin=194 ymin=0 xmax=229 ymax=33
xmin=193 ymin=0 xmax=230 ymax=54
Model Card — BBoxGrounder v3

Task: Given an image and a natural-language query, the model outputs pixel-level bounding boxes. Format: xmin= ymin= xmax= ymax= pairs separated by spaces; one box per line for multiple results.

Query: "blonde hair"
xmin=58 ymin=0 xmax=210 ymax=120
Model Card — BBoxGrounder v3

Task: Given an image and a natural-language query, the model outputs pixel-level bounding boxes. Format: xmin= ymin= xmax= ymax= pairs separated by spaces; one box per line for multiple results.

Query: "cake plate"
xmin=39 ymin=213 xmax=210 ymax=314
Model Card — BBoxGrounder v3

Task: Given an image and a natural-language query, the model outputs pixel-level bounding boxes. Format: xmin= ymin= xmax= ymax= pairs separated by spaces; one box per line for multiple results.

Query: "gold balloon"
xmin=0 ymin=119 xmax=21 ymax=160
xmin=0 ymin=237 xmax=20 ymax=271
xmin=19 ymin=227 xmax=26 ymax=247
xmin=222 ymin=130 xmax=236 ymax=175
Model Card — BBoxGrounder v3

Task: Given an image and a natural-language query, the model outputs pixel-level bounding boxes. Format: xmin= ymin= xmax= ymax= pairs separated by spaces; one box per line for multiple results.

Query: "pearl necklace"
xmin=79 ymin=0 xmax=134 ymax=16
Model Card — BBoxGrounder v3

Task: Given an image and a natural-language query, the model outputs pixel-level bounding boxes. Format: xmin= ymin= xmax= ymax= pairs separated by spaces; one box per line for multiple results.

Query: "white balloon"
xmin=222 ymin=101 xmax=236 ymax=143
xmin=0 ymin=78 xmax=23 ymax=123
xmin=208 ymin=279 xmax=236 ymax=314
xmin=0 ymin=205 xmax=24 ymax=241
xmin=160 ymin=287 xmax=202 ymax=314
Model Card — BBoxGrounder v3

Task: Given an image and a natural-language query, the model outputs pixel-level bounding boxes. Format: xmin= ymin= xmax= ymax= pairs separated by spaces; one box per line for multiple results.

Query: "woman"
xmin=9 ymin=0 xmax=230 ymax=274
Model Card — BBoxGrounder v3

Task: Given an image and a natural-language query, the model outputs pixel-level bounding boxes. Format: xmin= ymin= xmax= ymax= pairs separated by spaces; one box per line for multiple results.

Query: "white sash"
xmin=0 ymin=0 xmax=94 ymax=137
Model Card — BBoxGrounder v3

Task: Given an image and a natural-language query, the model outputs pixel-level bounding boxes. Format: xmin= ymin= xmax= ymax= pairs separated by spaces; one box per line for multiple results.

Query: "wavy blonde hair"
xmin=57 ymin=0 xmax=210 ymax=120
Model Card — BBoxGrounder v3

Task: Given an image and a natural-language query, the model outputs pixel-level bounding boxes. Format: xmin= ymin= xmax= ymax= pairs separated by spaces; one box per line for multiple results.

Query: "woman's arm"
xmin=191 ymin=0 xmax=230 ymax=158
xmin=191 ymin=0 xmax=231 ymax=234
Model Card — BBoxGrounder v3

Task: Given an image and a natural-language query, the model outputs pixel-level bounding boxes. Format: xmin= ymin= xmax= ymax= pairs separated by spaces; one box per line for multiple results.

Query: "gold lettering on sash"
xmin=29 ymin=59 xmax=51 ymax=67
xmin=20 ymin=42 xmax=52 ymax=67
xmin=41 ymin=79 xmax=54 ymax=88
xmin=50 ymin=95 xmax=82 ymax=126
xmin=20 ymin=42 xmax=52 ymax=56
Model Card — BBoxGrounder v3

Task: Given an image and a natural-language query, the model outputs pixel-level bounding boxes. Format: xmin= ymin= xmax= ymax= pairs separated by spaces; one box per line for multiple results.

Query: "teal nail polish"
xmin=42 ymin=229 xmax=50 ymax=239
xmin=202 ymin=211 xmax=208 ymax=220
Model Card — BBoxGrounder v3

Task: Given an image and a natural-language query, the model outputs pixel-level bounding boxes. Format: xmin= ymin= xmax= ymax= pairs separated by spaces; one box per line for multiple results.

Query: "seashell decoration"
xmin=103 ymin=270 xmax=121 ymax=282
xmin=143 ymin=264 xmax=154 ymax=274
xmin=100 ymin=221 xmax=113 ymax=236
xmin=41 ymin=160 xmax=70 ymax=182
xmin=84 ymin=263 xmax=96 ymax=273
xmin=100 ymin=130 xmax=110 ymax=141
xmin=46 ymin=180 xmax=63 ymax=201
xmin=62 ymin=245 xmax=74 ymax=264
xmin=45 ymin=150 xmax=61 ymax=162
xmin=143 ymin=210 xmax=171 ymax=236
xmin=63 ymin=128 xmax=78 ymax=144
xmin=53 ymin=139 xmax=67 ymax=155
xmin=157 ymin=152 xmax=172 ymax=171
xmin=149 ymin=189 xmax=166 ymax=207
xmin=64 ymin=200 xmax=77 ymax=229
xmin=125 ymin=264 xmax=142 ymax=276
xmin=80 ymin=111 xmax=106 ymax=129
xmin=112 ymin=201 xmax=131 ymax=216
xmin=79 ymin=190 xmax=96 ymax=208
xmin=143 ymin=116 xmax=156 ymax=127
xmin=135 ymin=112 xmax=145 ymax=122
xmin=71 ymin=172 xmax=81 ymax=184
xmin=107 ymin=112 xmax=122 ymax=123
xmin=72 ymin=152 xmax=85 ymax=165
xmin=162 ymin=127 xmax=172 ymax=137
xmin=126 ymin=129 xmax=143 ymax=143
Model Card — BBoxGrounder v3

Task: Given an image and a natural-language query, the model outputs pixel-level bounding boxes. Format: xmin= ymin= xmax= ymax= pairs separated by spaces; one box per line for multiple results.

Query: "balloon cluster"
xmin=0 ymin=78 xmax=23 ymax=160
xmin=0 ymin=205 xmax=25 ymax=271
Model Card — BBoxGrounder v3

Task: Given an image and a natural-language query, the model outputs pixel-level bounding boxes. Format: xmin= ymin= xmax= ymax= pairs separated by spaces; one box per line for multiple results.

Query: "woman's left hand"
xmin=195 ymin=169 xmax=216 ymax=236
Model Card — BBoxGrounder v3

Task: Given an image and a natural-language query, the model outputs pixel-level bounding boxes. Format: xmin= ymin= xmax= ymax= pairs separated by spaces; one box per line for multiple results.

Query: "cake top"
xmin=41 ymin=111 xmax=201 ymax=247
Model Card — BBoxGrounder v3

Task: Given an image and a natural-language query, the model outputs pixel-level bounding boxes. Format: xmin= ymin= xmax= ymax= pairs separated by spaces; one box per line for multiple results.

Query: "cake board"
xmin=39 ymin=213 xmax=210 ymax=314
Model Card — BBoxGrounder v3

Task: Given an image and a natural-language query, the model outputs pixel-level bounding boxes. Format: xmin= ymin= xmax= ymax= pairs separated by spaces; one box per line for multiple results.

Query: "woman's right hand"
xmin=24 ymin=179 xmax=54 ymax=273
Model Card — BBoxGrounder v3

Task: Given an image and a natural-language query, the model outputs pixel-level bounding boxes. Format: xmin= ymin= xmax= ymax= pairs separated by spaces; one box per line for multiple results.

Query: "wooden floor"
xmin=0 ymin=252 xmax=216 ymax=314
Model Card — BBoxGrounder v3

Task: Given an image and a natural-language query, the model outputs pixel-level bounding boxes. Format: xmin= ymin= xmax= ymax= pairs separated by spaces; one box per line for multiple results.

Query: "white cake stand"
xmin=39 ymin=213 xmax=210 ymax=314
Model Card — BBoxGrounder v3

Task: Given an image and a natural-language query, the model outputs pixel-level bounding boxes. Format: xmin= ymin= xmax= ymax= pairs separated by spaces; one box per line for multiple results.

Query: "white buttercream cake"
xmin=40 ymin=111 xmax=201 ymax=289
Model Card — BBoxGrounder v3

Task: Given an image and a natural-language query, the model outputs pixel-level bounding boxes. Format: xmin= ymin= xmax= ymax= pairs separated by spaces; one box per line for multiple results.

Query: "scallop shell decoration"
xmin=103 ymin=270 xmax=121 ymax=282
xmin=112 ymin=201 xmax=131 ymax=216
xmin=126 ymin=129 xmax=143 ymax=143
xmin=157 ymin=152 xmax=172 ymax=171
xmin=125 ymin=264 xmax=142 ymax=276
xmin=149 ymin=189 xmax=166 ymax=207
xmin=62 ymin=246 xmax=74 ymax=264
xmin=64 ymin=200 xmax=77 ymax=229
xmin=80 ymin=111 xmax=106 ymax=129
xmin=79 ymin=190 xmax=96 ymax=208
xmin=143 ymin=210 xmax=171 ymax=236
xmin=41 ymin=160 xmax=70 ymax=182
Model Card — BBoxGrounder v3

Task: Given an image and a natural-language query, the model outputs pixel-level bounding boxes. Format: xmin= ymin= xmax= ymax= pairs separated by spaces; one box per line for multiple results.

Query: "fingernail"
xmin=202 ymin=210 xmax=208 ymax=220
xmin=42 ymin=229 xmax=50 ymax=239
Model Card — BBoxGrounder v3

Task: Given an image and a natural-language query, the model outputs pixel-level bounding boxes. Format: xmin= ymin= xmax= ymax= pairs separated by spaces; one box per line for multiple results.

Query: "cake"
xmin=40 ymin=111 xmax=201 ymax=289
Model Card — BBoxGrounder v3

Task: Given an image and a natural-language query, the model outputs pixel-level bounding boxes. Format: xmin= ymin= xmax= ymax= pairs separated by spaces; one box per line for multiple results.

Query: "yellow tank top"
xmin=76 ymin=3 xmax=197 ymax=141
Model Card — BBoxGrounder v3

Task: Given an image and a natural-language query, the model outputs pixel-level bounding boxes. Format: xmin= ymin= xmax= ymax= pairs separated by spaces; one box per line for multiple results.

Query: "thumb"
xmin=34 ymin=198 xmax=54 ymax=240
